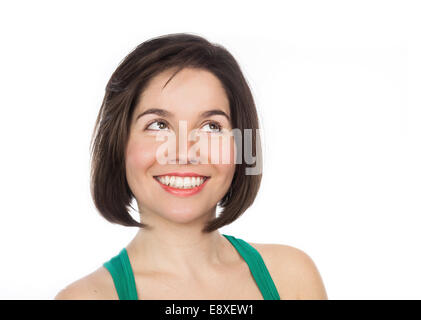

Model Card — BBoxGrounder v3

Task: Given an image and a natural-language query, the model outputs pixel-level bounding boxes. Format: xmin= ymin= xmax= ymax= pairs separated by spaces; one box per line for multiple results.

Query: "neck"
xmin=126 ymin=208 xmax=233 ymax=278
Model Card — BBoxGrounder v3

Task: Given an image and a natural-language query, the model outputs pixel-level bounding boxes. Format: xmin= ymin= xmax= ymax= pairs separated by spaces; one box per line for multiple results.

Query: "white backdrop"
xmin=0 ymin=0 xmax=420 ymax=299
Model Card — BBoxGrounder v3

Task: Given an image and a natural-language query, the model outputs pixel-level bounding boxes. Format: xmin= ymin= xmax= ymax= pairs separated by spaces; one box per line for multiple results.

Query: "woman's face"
xmin=125 ymin=67 xmax=236 ymax=225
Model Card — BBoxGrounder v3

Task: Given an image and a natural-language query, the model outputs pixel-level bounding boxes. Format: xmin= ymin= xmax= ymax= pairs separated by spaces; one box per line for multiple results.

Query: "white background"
xmin=0 ymin=0 xmax=420 ymax=299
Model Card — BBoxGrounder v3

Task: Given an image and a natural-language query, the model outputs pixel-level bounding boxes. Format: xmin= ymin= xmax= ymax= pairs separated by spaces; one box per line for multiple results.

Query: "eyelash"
xmin=145 ymin=119 xmax=223 ymax=133
xmin=145 ymin=119 xmax=169 ymax=131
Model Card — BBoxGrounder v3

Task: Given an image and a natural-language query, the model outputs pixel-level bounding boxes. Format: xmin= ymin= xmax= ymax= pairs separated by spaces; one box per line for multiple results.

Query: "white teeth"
xmin=156 ymin=175 xmax=207 ymax=189
xmin=184 ymin=177 xmax=191 ymax=189
xmin=175 ymin=177 xmax=183 ymax=188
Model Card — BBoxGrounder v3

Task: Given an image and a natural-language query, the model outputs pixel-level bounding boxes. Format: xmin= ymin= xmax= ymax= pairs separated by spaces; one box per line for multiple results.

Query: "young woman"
xmin=55 ymin=33 xmax=327 ymax=300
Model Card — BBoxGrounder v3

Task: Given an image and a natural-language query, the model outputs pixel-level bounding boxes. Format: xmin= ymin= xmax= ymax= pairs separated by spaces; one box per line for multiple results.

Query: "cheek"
xmin=213 ymin=137 xmax=236 ymax=183
xmin=218 ymin=163 xmax=236 ymax=181
xmin=201 ymin=134 xmax=236 ymax=165
xmin=125 ymin=138 xmax=157 ymax=175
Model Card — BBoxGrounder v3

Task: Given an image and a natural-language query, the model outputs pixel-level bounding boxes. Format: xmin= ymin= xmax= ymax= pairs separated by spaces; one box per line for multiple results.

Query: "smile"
xmin=153 ymin=173 xmax=210 ymax=197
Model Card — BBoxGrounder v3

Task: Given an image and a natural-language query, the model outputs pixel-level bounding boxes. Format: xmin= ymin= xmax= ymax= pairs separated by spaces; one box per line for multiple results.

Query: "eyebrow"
xmin=135 ymin=108 xmax=231 ymax=122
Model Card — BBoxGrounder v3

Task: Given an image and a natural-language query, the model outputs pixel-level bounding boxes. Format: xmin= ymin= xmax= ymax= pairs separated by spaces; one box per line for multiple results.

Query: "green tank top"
xmin=103 ymin=234 xmax=281 ymax=300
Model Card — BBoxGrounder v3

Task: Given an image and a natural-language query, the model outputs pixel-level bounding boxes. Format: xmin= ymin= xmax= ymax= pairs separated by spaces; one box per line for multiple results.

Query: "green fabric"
xmin=222 ymin=234 xmax=281 ymax=300
xmin=103 ymin=248 xmax=138 ymax=300
xmin=103 ymin=233 xmax=281 ymax=300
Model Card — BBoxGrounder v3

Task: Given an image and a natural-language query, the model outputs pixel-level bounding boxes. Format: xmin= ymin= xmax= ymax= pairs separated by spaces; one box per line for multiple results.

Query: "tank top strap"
xmin=222 ymin=234 xmax=281 ymax=300
xmin=103 ymin=248 xmax=138 ymax=300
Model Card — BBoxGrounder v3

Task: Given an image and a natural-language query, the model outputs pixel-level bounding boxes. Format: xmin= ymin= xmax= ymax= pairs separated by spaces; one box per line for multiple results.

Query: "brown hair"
xmin=90 ymin=32 xmax=262 ymax=233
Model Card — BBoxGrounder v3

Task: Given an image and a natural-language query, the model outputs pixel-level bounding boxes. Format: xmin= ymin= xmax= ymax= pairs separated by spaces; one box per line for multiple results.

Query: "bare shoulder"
xmin=54 ymin=266 xmax=118 ymax=300
xmin=248 ymin=241 xmax=328 ymax=300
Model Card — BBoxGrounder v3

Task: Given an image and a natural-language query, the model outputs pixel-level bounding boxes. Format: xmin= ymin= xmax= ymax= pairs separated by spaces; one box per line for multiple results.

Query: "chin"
xmin=159 ymin=207 xmax=209 ymax=224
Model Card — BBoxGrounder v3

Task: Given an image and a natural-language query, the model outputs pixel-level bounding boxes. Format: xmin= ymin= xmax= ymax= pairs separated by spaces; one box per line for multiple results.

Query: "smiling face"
xmin=125 ymin=67 xmax=236 ymax=226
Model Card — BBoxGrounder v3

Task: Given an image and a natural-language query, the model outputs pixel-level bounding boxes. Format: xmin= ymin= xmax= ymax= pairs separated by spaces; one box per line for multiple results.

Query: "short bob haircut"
xmin=90 ymin=32 xmax=262 ymax=233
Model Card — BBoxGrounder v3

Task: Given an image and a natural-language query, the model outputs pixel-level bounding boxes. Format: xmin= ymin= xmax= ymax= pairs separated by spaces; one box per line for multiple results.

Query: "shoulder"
xmin=248 ymin=241 xmax=328 ymax=300
xmin=54 ymin=266 xmax=118 ymax=300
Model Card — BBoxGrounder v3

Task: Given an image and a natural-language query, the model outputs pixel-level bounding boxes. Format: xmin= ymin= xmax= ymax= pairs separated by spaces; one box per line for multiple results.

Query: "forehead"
xmin=135 ymin=67 xmax=230 ymax=117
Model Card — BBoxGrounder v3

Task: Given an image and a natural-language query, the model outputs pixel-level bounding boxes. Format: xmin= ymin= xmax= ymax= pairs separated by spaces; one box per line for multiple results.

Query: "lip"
xmin=153 ymin=174 xmax=210 ymax=197
xmin=154 ymin=172 xmax=209 ymax=178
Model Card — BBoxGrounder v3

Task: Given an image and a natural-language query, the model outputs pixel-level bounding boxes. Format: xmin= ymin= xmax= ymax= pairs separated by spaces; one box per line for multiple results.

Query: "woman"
xmin=55 ymin=33 xmax=327 ymax=300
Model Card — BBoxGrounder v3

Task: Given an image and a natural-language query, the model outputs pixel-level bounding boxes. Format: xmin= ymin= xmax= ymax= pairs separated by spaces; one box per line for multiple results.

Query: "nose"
xmin=169 ymin=120 xmax=200 ymax=165
xmin=179 ymin=141 xmax=200 ymax=165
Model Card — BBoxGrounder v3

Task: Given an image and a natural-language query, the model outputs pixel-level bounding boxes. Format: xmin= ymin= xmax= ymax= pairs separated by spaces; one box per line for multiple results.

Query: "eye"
xmin=201 ymin=121 xmax=222 ymax=133
xmin=146 ymin=120 xmax=169 ymax=131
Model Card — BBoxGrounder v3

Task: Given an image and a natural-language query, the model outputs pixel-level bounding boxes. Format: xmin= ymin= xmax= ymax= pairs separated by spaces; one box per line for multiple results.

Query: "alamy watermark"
xmin=150 ymin=120 xmax=262 ymax=175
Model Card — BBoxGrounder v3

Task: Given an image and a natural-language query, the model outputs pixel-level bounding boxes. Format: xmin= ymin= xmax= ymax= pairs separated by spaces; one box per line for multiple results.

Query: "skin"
xmin=55 ymin=67 xmax=328 ymax=300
